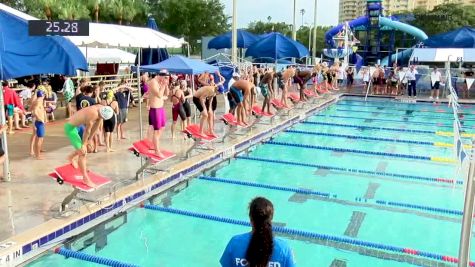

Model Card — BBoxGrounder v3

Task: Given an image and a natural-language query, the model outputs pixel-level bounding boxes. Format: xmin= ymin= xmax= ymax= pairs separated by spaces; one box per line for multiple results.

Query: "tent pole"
xmin=0 ymin=86 xmax=10 ymax=181
xmin=231 ymin=0 xmax=238 ymax=63
xmin=137 ymin=48 xmax=143 ymax=140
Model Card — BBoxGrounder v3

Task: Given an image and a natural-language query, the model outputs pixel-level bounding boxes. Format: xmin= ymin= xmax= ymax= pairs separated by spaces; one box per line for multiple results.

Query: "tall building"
xmin=338 ymin=0 xmax=475 ymax=22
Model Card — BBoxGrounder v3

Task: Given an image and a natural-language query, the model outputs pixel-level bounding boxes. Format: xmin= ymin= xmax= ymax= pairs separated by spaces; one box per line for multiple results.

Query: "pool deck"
xmin=1 ymin=85 xmax=475 ymax=265
xmin=0 ymin=88 xmax=343 ymax=265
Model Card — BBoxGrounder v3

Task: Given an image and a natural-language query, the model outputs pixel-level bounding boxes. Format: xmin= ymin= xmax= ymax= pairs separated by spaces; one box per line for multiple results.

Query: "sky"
xmin=220 ymin=0 xmax=339 ymax=28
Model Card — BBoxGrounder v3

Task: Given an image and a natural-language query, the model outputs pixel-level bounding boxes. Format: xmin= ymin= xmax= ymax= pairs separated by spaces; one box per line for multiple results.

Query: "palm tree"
xmin=38 ymin=0 xmax=55 ymax=20
xmin=110 ymin=0 xmax=127 ymax=25
xmin=88 ymin=0 xmax=103 ymax=22
xmin=56 ymin=0 xmax=89 ymax=20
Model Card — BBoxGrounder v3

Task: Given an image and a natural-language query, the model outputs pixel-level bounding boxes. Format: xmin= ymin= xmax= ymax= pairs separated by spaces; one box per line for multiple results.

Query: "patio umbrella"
xmin=208 ymin=29 xmax=260 ymax=49
xmin=245 ymin=32 xmax=309 ymax=60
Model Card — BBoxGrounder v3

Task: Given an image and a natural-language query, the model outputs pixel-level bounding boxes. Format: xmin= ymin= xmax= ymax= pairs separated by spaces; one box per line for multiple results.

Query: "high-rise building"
xmin=338 ymin=0 xmax=475 ymax=22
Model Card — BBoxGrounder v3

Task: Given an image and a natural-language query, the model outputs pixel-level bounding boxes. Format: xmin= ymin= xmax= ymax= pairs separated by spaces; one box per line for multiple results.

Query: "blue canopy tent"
xmin=0 ymin=6 xmax=87 ymax=79
xmin=424 ymin=27 xmax=475 ymax=48
xmin=245 ymin=32 xmax=309 ymax=60
xmin=138 ymin=55 xmax=218 ymax=75
xmin=0 ymin=3 xmax=87 ymax=181
xmin=208 ymin=29 xmax=259 ymax=49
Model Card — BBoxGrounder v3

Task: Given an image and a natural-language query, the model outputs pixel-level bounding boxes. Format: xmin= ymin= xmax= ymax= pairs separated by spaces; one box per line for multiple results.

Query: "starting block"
xmin=129 ymin=139 xmax=176 ymax=179
xmin=220 ymin=113 xmax=250 ymax=142
xmin=49 ymin=164 xmax=111 ymax=211
xmin=183 ymin=124 xmax=217 ymax=158
xmin=251 ymin=106 xmax=276 ymax=126
xmin=288 ymin=92 xmax=305 ymax=109
xmin=270 ymin=99 xmax=292 ymax=117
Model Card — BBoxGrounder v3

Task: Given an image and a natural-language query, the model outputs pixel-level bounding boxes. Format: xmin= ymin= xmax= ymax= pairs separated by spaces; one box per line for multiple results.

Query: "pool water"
xmin=28 ymin=97 xmax=475 ymax=267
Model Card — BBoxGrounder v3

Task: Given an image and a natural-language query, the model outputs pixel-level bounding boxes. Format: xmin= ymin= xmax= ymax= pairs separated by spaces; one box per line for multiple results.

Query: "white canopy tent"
xmin=79 ymin=47 xmax=136 ymax=64
xmin=410 ymin=48 xmax=475 ymax=63
xmin=67 ymin=23 xmax=186 ymax=48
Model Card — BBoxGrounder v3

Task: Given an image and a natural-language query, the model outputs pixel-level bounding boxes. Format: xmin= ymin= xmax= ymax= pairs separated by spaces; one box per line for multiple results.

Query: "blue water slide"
xmin=325 ymin=16 xmax=370 ymax=47
xmin=380 ymin=48 xmax=414 ymax=66
xmin=378 ymin=16 xmax=428 ymax=41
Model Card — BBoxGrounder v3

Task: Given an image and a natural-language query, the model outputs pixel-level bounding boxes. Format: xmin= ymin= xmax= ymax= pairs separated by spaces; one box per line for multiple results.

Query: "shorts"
xmin=64 ymin=122 xmax=82 ymax=150
xmin=5 ymin=104 xmax=14 ymax=117
xmin=391 ymin=81 xmax=398 ymax=87
xmin=432 ymin=81 xmax=440 ymax=90
xmin=183 ymin=101 xmax=191 ymax=117
xmin=172 ymin=103 xmax=186 ymax=122
xmin=117 ymin=108 xmax=127 ymax=124
xmin=103 ymin=115 xmax=116 ymax=133
xmin=148 ymin=107 xmax=166 ymax=130
xmin=35 ymin=121 xmax=45 ymax=138
xmin=260 ymin=84 xmax=269 ymax=97
xmin=230 ymin=87 xmax=243 ymax=104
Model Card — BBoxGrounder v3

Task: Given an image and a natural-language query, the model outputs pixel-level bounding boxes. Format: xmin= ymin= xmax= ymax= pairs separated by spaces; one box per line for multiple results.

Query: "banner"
xmin=466 ymin=78 xmax=475 ymax=90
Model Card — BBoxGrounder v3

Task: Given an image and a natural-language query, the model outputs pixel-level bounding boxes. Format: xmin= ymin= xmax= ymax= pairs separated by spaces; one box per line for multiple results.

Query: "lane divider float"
xmin=264 ymin=140 xmax=455 ymax=163
xmin=236 ymin=156 xmax=462 ymax=185
xmin=335 ymin=108 xmax=475 ymax=122
xmin=336 ymin=102 xmax=475 ymax=116
xmin=285 ymin=129 xmax=457 ymax=148
xmin=303 ymin=121 xmax=474 ymax=138
xmin=55 ymin=247 xmax=138 ymax=267
xmin=143 ymin=205 xmax=474 ymax=266
xmin=313 ymin=114 xmax=459 ymax=128
xmin=199 ymin=175 xmax=463 ymax=217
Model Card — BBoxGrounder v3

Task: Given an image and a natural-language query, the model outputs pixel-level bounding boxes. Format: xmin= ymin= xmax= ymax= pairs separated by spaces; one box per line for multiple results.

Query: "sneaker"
xmin=429 ymin=96 xmax=433 ymax=100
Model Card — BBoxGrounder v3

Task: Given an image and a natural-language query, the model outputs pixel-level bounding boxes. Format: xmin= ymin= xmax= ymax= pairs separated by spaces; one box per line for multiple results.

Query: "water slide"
xmin=378 ymin=17 xmax=428 ymax=41
xmin=325 ymin=16 xmax=369 ymax=47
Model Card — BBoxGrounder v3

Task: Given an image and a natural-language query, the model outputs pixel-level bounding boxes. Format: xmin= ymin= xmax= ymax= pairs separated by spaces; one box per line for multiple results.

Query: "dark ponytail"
xmin=246 ymin=197 xmax=274 ymax=267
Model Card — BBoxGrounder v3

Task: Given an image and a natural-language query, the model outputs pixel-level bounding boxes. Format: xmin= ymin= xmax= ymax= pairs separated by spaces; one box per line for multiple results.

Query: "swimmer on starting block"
xmin=64 ymin=105 xmax=114 ymax=188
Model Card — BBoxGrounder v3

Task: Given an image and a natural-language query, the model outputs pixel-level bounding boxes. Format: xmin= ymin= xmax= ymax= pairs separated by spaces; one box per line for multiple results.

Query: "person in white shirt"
xmin=406 ymin=65 xmax=418 ymax=98
xmin=430 ymin=66 xmax=442 ymax=100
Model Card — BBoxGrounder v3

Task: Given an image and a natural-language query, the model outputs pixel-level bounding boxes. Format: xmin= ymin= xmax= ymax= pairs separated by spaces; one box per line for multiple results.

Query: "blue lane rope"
xmin=301 ymin=121 xmax=435 ymax=134
xmin=199 ymin=175 xmax=462 ymax=217
xmin=339 ymin=98 xmax=475 ymax=109
xmin=236 ymin=156 xmax=463 ymax=185
xmin=55 ymin=247 xmax=139 ymax=267
xmin=313 ymin=114 xmax=458 ymax=128
xmin=336 ymin=103 xmax=475 ymax=116
xmin=265 ymin=140 xmax=436 ymax=161
xmin=199 ymin=176 xmax=331 ymax=198
xmin=335 ymin=108 xmax=475 ymax=122
xmin=285 ymin=129 xmax=435 ymax=146
xmin=143 ymin=204 xmax=464 ymax=264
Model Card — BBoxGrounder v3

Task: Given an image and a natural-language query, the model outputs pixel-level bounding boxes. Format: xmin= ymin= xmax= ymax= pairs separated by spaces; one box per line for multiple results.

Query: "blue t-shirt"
xmin=114 ymin=91 xmax=128 ymax=109
xmin=75 ymin=94 xmax=96 ymax=110
xmin=220 ymin=232 xmax=296 ymax=267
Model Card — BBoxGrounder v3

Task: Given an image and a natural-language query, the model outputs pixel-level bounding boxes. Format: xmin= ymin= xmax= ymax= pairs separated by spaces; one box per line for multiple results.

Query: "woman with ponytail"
xmin=220 ymin=197 xmax=296 ymax=267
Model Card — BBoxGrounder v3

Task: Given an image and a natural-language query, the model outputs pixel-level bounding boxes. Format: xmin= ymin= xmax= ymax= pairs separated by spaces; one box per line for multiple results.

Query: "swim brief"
xmin=64 ymin=122 xmax=82 ymax=150
xmin=35 ymin=121 xmax=45 ymax=138
xmin=149 ymin=107 xmax=166 ymax=130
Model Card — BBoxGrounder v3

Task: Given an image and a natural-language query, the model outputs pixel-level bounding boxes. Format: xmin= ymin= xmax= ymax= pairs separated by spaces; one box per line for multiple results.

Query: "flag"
xmin=466 ymin=78 xmax=475 ymax=90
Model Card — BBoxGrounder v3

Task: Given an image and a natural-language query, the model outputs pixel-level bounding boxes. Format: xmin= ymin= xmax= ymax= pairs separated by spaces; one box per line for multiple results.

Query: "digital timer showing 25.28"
xmin=28 ymin=20 xmax=89 ymax=36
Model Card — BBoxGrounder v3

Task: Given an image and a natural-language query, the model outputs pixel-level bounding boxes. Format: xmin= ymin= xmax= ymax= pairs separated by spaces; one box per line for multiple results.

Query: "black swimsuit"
xmin=103 ymin=101 xmax=117 ymax=133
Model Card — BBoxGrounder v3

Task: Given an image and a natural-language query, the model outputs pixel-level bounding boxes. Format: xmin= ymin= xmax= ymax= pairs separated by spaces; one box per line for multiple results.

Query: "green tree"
xmin=56 ymin=0 xmax=89 ymax=20
xmin=247 ymin=21 xmax=292 ymax=36
xmin=296 ymin=25 xmax=332 ymax=55
xmin=150 ymin=0 xmax=229 ymax=53
xmin=408 ymin=4 xmax=475 ymax=36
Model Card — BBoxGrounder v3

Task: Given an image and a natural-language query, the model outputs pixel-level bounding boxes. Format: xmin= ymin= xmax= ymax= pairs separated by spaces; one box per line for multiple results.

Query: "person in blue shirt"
xmin=220 ymin=197 xmax=296 ymax=267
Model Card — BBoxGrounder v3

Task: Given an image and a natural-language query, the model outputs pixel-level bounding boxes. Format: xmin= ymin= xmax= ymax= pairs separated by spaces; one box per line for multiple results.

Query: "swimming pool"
xmin=27 ymin=96 xmax=475 ymax=266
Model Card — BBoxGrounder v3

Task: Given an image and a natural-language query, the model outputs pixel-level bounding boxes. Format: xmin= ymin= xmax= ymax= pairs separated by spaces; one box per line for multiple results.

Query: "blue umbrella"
xmin=147 ymin=16 xmax=158 ymax=31
xmin=424 ymin=27 xmax=475 ymax=48
xmin=208 ymin=29 xmax=260 ymax=49
xmin=0 ymin=8 xmax=87 ymax=79
xmin=245 ymin=32 xmax=309 ymax=60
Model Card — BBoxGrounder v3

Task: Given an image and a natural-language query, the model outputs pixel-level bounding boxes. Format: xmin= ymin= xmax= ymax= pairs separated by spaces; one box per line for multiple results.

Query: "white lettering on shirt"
xmin=235 ymin=258 xmax=281 ymax=267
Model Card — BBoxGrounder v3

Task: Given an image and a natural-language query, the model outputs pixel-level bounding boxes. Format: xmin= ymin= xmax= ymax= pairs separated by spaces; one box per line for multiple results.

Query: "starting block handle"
xmin=135 ymin=158 xmax=154 ymax=180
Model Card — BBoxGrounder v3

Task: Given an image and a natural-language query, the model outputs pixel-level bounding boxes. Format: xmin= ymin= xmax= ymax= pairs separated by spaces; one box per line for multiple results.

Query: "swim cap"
xmin=36 ymin=90 xmax=45 ymax=97
xmin=99 ymin=106 xmax=114 ymax=120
